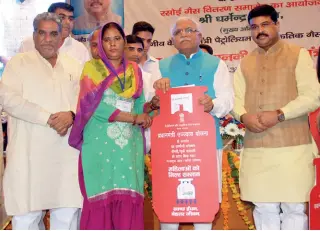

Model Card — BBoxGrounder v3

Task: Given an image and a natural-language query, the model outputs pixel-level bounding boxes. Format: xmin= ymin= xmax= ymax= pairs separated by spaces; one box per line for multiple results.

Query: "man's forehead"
xmin=37 ymin=21 xmax=59 ymax=31
xmin=127 ymin=43 xmax=143 ymax=48
xmin=249 ymin=16 xmax=272 ymax=25
xmin=175 ymin=20 xmax=197 ymax=30
xmin=55 ymin=8 xmax=74 ymax=16
xmin=92 ymin=30 xmax=100 ymax=40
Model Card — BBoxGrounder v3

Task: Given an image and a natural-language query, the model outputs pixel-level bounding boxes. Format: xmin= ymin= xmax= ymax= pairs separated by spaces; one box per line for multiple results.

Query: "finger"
xmin=50 ymin=118 xmax=61 ymax=128
xmin=254 ymin=123 xmax=267 ymax=132
xmin=198 ymin=96 xmax=205 ymax=105
xmin=165 ymin=81 xmax=170 ymax=93
xmin=162 ymin=81 xmax=167 ymax=93
xmin=50 ymin=113 xmax=59 ymax=119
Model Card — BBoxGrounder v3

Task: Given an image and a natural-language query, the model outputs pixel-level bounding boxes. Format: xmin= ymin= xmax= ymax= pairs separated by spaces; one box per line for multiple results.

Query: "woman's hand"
xmin=135 ymin=113 xmax=153 ymax=129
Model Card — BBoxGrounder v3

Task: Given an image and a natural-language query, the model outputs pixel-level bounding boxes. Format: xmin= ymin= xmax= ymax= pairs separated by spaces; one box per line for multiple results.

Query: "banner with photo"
xmin=124 ymin=0 xmax=320 ymax=73
xmin=68 ymin=0 xmax=124 ymax=46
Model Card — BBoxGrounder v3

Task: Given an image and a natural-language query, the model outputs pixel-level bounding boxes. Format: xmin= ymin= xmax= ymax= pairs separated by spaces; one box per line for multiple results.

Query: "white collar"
xmin=146 ymin=55 xmax=157 ymax=63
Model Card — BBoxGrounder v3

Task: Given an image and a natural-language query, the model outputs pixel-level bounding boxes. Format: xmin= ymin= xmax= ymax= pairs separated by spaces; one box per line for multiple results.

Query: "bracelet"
xmin=132 ymin=114 xmax=138 ymax=126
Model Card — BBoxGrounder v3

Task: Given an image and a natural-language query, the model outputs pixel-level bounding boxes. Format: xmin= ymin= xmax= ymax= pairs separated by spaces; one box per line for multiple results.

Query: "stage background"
xmin=124 ymin=0 xmax=320 ymax=74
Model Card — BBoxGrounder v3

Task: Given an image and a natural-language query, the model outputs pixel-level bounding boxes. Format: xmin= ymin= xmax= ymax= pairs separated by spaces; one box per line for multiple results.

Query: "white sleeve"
xmin=0 ymin=56 xmax=50 ymax=125
xmin=210 ymin=60 xmax=234 ymax=118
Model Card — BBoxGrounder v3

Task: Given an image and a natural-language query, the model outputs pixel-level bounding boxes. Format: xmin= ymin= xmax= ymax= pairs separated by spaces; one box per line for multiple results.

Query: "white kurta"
xmin=1 ymin=51 xmax=83 ymax=215
xmin=0 ymin=82 xmax=51 ymax=228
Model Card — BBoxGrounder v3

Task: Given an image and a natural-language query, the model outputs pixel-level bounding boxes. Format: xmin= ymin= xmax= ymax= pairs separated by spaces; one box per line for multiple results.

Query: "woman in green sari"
xmin=69 ymin=22 xmax=153 ymax=230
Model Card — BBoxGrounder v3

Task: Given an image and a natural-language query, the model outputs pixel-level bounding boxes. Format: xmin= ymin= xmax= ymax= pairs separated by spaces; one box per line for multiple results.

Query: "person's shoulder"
xmin=74 ymin=14 xmax=85 ymax=25
xmin=203 ymin=52 xmax=220 ymax=62
xmin=60 ymin=52 xmax=83 ymax=67
xmin=5 ymin=51 xmax=37 ymax=69
xmin=70 ymin=37 xmax=88 ymax=51
xmin=159 ymin=55 xmax=176 ymax=64
xmin=109 ymin=12 xmax=122 ymax=23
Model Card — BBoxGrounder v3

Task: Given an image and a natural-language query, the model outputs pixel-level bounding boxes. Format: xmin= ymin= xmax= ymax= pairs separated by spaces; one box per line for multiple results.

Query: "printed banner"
xmin=151 ymin=87 xmax=219 ymax=222
xmin=68 ymin=0 xmax=124 ymax=46
xmin=124 ymin=0 xmax=320 ymax=73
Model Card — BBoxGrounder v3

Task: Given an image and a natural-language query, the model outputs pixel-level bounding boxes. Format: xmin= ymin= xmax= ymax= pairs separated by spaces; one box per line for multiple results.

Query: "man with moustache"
xmin=153 ymin=16 xmax=234 ymax=230
xmin=2 ymin=12 xmax=83 ymax=229
xmin=232 ymin=5 xmax=319 ymax=230
xmin=19 ymin=2 xmax=90 ymax=64
xmin=73 ymin=0 xmax=122 ymax=35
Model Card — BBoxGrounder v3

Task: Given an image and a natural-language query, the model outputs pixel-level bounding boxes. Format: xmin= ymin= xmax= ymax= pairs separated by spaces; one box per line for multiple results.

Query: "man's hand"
xmin=47 ymin=111 xmax=73 ymax=136
xmin=241 ymin=113 xmax=268 ymax=133
xmin=258 ymin=111 xmax=279 ymax=128
xmin=153 ymin=78 xmax=170 ymax=93
xmin=198 ymin=94 xmax=213 ymax=113
xmin=150 ymin=95 xmax=160 ymax=109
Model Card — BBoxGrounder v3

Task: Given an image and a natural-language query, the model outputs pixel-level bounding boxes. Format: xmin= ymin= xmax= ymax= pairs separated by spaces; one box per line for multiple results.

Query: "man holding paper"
xmin=153 ymin=16 xmax=234 ymax=230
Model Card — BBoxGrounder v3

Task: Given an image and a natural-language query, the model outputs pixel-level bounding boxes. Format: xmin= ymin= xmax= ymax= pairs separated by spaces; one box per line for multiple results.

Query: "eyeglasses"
xmin=173 ymin=27 xmax=199 ymax=36
xmin=250 ymin=21 xmax=275 ymax=31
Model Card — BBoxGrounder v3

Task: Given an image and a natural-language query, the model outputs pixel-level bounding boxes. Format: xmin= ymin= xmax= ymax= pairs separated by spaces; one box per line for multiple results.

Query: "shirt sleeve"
xmin=0 ymin=57 xmax=51 ymax=126
xmin=210 ymin=60 xmax=234 ymax=118
xmin=230 ymin=65 xmax=247 ymax=121
xmin=281 ymin=48 xmax=320 ymax=120
xmin=80 ymin=44 xmax=91 ymax=64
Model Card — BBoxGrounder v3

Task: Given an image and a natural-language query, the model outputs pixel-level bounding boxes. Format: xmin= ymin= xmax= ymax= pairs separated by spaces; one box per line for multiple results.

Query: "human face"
xmin=90 ymin=30 xmax=100 ymax=59
xmin=135 ymin=31 xmax=153 ymax=55
xmin=249 ymin=16 xmax=280 ymax=50
xmin=55 ymin=8 xmax=74 ymax=39
xmin=33 ymin=20 xmax=61 ymax=60
xmin=102 ymin=26 xmax=124 ymax=60
xmin=124 ymin=43 xmax=144 ymax=63
xmin=172 ymin=19 xmax=201 ymax=56
xmin=84 ymin=0 xmax=110 ymax=15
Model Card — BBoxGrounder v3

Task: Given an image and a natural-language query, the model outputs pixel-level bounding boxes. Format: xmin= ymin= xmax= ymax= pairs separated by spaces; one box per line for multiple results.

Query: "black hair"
xmin=247 ymin=4 xmax=278 ymax=24
xmin=48 ymin=2 xmax=74 ymax=13
xmin=102 ymin=22 xmax=125 ymax=40
xmin=132 ymin=21 xmax=155 ymax=35
xmin=199 ymin=44 xmax=213 ymax=55
xmin=126 ymin=35 xmax=144 ymax=49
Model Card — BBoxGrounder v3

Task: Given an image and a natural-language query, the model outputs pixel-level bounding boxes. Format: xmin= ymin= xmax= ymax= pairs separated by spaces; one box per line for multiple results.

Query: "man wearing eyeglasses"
xmin=232 ymin=5 xmax=319 ymax=230
xmin=19 ymin=2 xmax=90 ymax=64
xmin=153 ymin=16 xmax=234 ymax=230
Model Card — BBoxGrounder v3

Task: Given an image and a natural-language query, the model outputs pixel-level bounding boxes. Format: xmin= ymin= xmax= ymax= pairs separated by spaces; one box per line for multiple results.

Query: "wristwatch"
xmin=276 ymin=109 xmax=285 ymax=122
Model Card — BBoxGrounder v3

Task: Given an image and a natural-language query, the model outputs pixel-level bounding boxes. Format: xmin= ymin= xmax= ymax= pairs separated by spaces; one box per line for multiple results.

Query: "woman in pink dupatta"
xmin=69 ymin=22 xmax=153 ymax=230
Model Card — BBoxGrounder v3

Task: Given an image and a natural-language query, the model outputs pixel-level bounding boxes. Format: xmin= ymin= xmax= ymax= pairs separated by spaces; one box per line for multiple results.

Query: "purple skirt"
xmin=78 ymin=156 xmax=144 ymax=230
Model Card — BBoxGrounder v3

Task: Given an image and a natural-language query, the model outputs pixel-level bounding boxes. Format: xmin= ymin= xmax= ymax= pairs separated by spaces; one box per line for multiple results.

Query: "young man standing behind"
xmin=132 ymin=21 xmax=161 ymax=84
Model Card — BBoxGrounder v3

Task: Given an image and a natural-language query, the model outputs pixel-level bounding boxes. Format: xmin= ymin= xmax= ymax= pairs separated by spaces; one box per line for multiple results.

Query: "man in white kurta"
xmin=19 ymin=2 xmax=90 ymax=64
xmin=2 ymin=12 xmax=83 ymax=230
xmin=0 ymin=82 xmax=52 ymax=229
